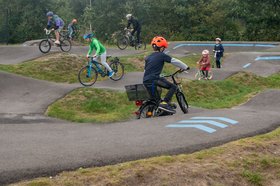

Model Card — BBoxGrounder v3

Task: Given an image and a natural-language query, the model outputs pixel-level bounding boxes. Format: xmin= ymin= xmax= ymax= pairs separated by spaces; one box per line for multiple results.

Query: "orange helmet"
xmin=151 ymin=36 xmax=168 ymax=48
xmin=72 ymin=19 xmax=77 ymax=23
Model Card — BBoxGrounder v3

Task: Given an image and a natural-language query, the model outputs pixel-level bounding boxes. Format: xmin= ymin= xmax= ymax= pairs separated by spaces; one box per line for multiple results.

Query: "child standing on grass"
xmin=197 ymin=50 xmax=211 ymax=80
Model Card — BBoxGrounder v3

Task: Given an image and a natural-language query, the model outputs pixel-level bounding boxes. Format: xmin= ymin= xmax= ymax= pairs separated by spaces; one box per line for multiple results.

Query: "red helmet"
xmin=151 ymin=36 xmax=168 ymax=48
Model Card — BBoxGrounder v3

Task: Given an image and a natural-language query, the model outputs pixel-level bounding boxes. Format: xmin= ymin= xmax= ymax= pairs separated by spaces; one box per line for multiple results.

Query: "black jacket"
xmin=127 ymin=17 xmax=141 ymax=30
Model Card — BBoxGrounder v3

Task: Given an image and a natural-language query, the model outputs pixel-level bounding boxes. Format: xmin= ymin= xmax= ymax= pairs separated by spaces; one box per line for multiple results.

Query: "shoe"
xmin=54 ymin=40 xmax=60 ymax=45
xmin=108 ymin=71 xmax=115 ymax=77
xmin=158 ymin=101 xmax=176 ymax=114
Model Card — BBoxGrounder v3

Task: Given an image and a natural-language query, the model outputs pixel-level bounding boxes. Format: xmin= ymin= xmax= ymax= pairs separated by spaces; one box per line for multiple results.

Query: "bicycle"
xmin=125 ymin=69 xmax=189 ymax=119
xmin=61 ymin=26 xmax=80 ymax=40
xmin=78 ymin=56 xmax=125 ymax=86
xmin=39 ymin=29 xmax=72 ymax=54
xmin=195 ymin=64 xmax=213 ymax=80
xmin=116 ymin=29 xmax=146 ymax=50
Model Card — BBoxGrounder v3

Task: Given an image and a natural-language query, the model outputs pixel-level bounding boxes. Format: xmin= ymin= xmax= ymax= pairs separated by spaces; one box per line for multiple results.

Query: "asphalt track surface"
xmin=0 ymin=42 xmax=280 ymax=185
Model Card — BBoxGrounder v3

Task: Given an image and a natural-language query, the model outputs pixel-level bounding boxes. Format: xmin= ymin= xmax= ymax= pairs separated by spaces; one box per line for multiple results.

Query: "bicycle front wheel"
xmin=60 ymin=39 xmax=72 ymax=52
xmin=78 ymin=66 xmax=98 ymax=86
xmin=194 ymin=71 xmax=202 ymax=80
xmin=135 ymin=41 xmax=147 ymax=50
xmin=109 ymin=62 xmax=124 ymax=81
xmin=39 ymin=39 xmax=51 ymax=53
xmin=116 ymin=36 xmax=129 ymax=50
xmin=176 ymin=92 xmax=189 ymax=114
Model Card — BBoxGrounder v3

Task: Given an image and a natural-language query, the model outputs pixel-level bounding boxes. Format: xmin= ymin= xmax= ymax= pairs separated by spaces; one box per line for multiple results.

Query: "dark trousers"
xmin=131 ymin=27 xmax=141 ymax=44
xmin=144 ymin=78 xmax=177 ymax=103
xmin=216 ymin=57 xmax=222 ymax=68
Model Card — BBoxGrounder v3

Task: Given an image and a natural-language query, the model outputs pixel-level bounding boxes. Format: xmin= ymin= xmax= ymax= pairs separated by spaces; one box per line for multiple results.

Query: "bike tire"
xmin=138 ymin=102 xmax=159 ymax=119
xmin=208 ymin=71 xmax=213 ymax=80
xmin=116 ymin=37 xmax=129 ymax=50
xmin=176 ymin=92 xmax=189 ymax=114
xmin=194 ymin=71 xmax=201 ymax=80
xmin=60 ymin=39 xmax=72 ymax=52
xmin=135 ymin=41 xmax=147 ymax=50
xmin=39 ymin=39 xmax=51 ymax=53
xmin=78 ymin=66 xmax=98 ymax=86
xmin=109 ymin=62 xmax=125 ymax=81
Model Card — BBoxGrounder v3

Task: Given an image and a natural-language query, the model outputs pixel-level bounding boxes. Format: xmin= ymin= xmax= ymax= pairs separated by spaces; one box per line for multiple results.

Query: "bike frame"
xmin=87 ymin=58 xmax=108 ymax=77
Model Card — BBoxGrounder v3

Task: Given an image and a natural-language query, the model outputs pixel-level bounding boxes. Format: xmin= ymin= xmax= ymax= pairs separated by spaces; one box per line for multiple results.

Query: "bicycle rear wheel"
xmin=78 ymin=66 xmax=98 ymax=86
xmin=109 ymin=62 xmax=124 ymax=81
xmin=176 ymin=92 xmax=189 ymax=114
xmin=138 ymin=103 xmax=159 ymax=119
xmin=116 ymin=36 xmax=129 ymax=50
xmin=208 ymin=71 xmax=213 ymax=80
xmin=39 ymin=39 xmax=51 ymax=53
xmin=60 ymin=39 xmax=72 ymax=52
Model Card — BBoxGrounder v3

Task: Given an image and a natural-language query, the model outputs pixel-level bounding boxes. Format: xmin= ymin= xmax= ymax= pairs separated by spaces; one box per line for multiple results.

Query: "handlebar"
xmin=162 ymin=68 xmax=189 ymax=78
xmin=44 ymin=28 xmax=52 ymax=35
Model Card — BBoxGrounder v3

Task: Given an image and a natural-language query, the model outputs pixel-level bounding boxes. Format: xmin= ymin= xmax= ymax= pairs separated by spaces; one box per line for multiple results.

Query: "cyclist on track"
xmin=83 ymin=33 xmax=115 ymax=77
xmin=213 ymin=38 xmax=224 ymax=68
xmin=46 ymin=11 xmax=64 ymax=45
xmin=143 ymin=36 xmax=189 ymax=114
xmin=68 ymin=18 xmax=78 ymax=40
xmin=197 ymin=50 xmax=211 ymax=80
xmin=125 ymin=14 xmax=141 ymax=47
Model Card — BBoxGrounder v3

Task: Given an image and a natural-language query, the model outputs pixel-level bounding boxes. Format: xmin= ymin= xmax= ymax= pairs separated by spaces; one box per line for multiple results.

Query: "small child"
xmin=83 ymin=33 xmax=114 ymax=77
xmin=197 ymin=50 xmax=211 ymax=80
xmin=213 ymin=38 xmax=224 ymax=68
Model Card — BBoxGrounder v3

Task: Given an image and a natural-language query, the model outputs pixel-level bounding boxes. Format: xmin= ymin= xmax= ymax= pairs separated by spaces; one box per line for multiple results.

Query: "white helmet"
xmin=202 ymin=49 xmax=209 ymax=55
xmin=216 ymin=38 xmax=222 ymax=42
xmin=126 ymin=14 xmax=132 ymax=20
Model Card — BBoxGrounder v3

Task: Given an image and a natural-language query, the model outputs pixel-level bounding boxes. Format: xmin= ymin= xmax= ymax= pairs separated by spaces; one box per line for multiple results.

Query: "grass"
xmin=46 ymin=72 xmax=280 ymax=123
xmin=47 ymin=88 xmax=137 ymax=123
xmin=0 ymin=52 xmax=200 ymax=83
xmin=12 ymin=127 xmax=280 ymax=186
xmin=183 ymin=71 xmax=280 ymax=109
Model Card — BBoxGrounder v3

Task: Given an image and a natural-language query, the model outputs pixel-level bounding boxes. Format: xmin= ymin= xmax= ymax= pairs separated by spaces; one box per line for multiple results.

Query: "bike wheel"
xmin=138 ymin=103 xmax=159 ymax=119
xmin=39 ymin=40 xmax=51 ymax=53
xmin=116 ymin=37 xmax=129 ymax=50
xmin=109 ymin=62 xmax=124 ymax=81
xmin=208 ymin=71 xmax=213 ymax=80
xmin=135 ymin=41 xmax=147 ymax=50
xmin=60 ymin=39 xmax=72 ymax=52
xmin=78 ymin=66 xmax=98 ymax=86
xmin=176 ymin=92 xmax=189 ymax=114
xmin=194 ymin=71 xmax=202 ymax=80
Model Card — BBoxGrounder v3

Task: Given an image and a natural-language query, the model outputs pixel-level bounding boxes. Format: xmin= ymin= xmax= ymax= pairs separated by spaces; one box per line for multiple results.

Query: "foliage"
xmin=0 ymin=0 xmax=280 ymax=43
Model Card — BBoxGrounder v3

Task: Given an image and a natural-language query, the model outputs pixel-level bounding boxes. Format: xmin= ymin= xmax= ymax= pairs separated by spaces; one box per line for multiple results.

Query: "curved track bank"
xmin=0 ymin=43 xmax=280 ymax=185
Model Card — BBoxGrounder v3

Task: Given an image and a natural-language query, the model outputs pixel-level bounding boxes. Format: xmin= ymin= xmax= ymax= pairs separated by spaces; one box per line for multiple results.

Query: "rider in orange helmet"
xmin=143 ymin=36 xmax=189 ymax=113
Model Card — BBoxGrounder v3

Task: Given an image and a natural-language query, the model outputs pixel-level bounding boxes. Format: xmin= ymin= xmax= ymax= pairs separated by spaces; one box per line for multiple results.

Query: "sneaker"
xmin=54 ymin=40 xmax=60 ymax=45
xmin=108 ymin=71 xmax=115 ymax=77
xmin=158 ymin=101 xmax=176 ymax=114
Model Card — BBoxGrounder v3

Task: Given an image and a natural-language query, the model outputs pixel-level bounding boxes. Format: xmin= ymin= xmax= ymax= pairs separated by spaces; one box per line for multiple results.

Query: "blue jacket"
xmin=47 ymin=15 xmax=64 ymax=29
xmin=214 ymin=44 xmax=224 ymax=58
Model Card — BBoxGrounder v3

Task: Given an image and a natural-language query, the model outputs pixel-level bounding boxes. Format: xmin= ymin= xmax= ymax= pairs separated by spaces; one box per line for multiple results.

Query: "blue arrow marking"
xmin=178 ymin=120 xmax=228 ymax=128
xmin=166 ymin=124 xmax=216 ymax=133
xmin=255 ymin=56 xmax=280 ymax=61
xmin=191 ymin=117 xmax=239 ymax=125
xmin=243 ymin=63 xmax=251 ymax=68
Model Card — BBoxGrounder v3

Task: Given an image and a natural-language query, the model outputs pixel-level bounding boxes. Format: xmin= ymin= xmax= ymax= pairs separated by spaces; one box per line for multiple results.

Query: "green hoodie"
xmin=87 ymin=38 xmax=106 ymax=56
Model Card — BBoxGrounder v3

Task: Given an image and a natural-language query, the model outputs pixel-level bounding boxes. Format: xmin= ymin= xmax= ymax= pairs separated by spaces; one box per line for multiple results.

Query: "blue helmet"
xmin=83 ymin=33 xmax=94 ymax=39
xmin=46 ymin=11 xmax=54 ymax=17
